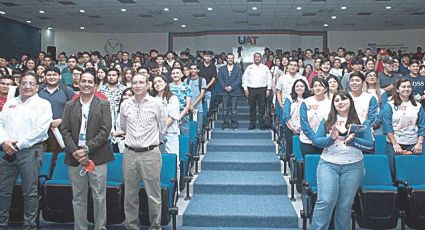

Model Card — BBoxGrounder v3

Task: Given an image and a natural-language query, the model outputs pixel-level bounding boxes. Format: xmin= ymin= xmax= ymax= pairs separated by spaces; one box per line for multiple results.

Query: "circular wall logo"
xmin=104 ymin=39 xmax=123 ymax=54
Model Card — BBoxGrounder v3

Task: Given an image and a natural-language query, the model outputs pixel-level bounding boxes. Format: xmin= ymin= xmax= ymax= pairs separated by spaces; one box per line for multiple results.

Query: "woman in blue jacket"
xmin=382 ymin=78 xmax=425 ymax=173
xmin=282 ymin=79 xmax=310 ymax=157
xmin=310 ymin=91 xmax=374 ymax=230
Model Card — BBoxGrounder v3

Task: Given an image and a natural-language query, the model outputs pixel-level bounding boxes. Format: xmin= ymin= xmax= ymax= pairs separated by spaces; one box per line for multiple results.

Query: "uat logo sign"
xmin=238 ymin=36 xmax=259 ymax=45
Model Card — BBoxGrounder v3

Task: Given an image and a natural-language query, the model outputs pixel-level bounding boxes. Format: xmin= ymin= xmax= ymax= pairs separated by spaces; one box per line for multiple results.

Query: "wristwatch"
xmin=83 ymin=145 xmax=89 ymax=154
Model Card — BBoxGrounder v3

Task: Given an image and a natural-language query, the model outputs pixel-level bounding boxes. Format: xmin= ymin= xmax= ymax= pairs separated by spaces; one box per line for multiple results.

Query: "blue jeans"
xmin=310 ymin=160 xmax=365 ymax=230
xmin=205 ymin=91 xmax=212 ymax=111
xmin=197 ymin=111 xmax=204 ymax=140
xmin=221 ymin=94 xmax=239 ymax=125
xmin=180 ymin=115 xmax=189 ymax=136
xmin=0 ymin=145 xmax=43 ymax=229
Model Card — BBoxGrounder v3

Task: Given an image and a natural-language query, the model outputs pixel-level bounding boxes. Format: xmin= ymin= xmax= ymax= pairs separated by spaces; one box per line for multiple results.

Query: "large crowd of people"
xmin=0 ymin=45 xmax=424 ymax=229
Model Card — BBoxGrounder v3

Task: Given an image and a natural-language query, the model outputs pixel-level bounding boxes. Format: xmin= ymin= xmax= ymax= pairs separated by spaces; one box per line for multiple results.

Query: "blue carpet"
xmin=182 ymin=102 xmax=298 ymax=229
xmin=207 ymin=138 xmax=276 ymax=152
xmin=201 ymin=152 xmax=280 ymax=171
xmin=211 ymin=129 xmax=271 ymax=139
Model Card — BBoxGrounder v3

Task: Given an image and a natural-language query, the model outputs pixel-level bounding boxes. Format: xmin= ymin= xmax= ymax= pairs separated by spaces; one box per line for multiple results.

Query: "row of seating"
xmin=9 ymin=152 xmax=178 ymax=229
xmin=302 ymin=154 xmax=425 ymax=230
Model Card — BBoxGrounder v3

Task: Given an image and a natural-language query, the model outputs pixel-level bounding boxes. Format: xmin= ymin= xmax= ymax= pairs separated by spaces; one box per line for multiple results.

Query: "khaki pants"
xmin=123 ymin=147 xmax=162 ymax=230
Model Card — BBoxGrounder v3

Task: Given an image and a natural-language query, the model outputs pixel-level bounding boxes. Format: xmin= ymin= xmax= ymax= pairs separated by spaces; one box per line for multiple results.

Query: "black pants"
xmin=300 ymin=142 xmax=323 ymax=157
xmin=248 ymin=87 xmax=267 ymax=125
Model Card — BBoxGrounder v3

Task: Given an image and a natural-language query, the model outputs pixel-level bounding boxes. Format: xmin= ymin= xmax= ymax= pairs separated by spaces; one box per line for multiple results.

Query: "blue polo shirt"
xmin=38 ymin=84 xmax=75 ymax=119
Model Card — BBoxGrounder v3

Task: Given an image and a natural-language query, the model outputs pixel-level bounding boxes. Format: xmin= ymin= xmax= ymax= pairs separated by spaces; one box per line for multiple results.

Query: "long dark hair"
xmin=290 ymin=79 xmax=310 ymax=102
xmin=118 ymin=88 xmax=134 ymax=113
xmin=325 ymin=91 xmax=361 ymax=132
xmin=150 ymin=75 xmax=173 ymax=102
xmin=392 ymin=78 xmax=416 ymax=107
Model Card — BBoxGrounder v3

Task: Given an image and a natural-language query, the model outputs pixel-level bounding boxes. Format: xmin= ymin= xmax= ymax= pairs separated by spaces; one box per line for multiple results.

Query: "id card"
xmin=78 ymin=132 xmax=86 ymax=147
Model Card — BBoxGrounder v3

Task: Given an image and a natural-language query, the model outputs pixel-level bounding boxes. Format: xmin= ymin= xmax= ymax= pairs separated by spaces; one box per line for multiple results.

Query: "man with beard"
xmin=61 ymin=70 xmax=113 ymax=230
xmin=341 ymin=56 xmax=364 ymax=91
xmin=38 ymin=67 xmax=75 ymax=155
xmin=99 ymin=69 xmax=127 ymax=116
xmin=61 ymin=56 xmax=78 ymax=86
xmin=311 ymin=58 xmax=336 ymax=83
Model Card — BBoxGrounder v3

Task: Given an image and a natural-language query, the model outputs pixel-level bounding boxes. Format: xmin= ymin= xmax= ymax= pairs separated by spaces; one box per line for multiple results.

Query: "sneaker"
xmin=222 ymin=123 xmax=230 ymax=130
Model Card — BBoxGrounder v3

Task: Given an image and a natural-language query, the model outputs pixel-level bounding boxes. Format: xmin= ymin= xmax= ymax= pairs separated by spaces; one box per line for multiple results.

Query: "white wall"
xmin=44 ymin=30 xmax=168 ymax=55
xmin=43 ymin=29 xmax=425 ymax=57
xmin=172 ymin=33 xmax=324 ymax=54
xmin=327 ymin=29 xmax=425 ymax=53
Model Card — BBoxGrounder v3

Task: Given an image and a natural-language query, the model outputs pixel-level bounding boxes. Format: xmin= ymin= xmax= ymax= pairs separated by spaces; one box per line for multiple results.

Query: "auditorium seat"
xmin=189 ymin=120 xmax=200 ymax=175
xmin=374 ymin=135 xmax=387 ymax=155
xmin=88 ymin=153 xmax=125 ymax=225
xmin=353 ymin=154 xmax=400 ymax=229
xmin=300 ymin=154 xmax=321 ymax=230
xmin=42 ymin=152 xmax=74 ymax=223
xmin=138 ymin=153 xmax=178 ymax=230
xmin=395 ymin=155 xmax=425 ymax=229
xmin=179 ymin=135 xmax=191 ymax=195
xmin=290 ymin=135 xmax=304 ymax=201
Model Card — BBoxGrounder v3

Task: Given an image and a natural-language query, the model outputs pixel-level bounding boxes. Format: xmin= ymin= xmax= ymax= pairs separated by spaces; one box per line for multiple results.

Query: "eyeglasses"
xmin=20 ymin=81 xmax=37 ymax=87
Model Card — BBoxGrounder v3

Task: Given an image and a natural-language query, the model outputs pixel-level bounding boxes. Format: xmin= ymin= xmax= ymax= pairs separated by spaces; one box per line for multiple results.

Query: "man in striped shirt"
xmin=120 ymin=73 xmax=166 ymax=230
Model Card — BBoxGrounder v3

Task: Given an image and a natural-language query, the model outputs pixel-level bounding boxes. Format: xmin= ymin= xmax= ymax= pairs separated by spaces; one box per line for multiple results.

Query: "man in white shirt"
xmin=0 ymin=72 xmax=52 ymax=229
xmin=242 ymin=53 xmax=272 ymax=129
xmin=276 ymin=59 xmax=309 ymax=108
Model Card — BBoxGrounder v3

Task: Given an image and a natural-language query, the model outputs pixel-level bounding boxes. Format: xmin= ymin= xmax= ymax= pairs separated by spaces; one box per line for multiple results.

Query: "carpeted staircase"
xmin=181 ymin=99 xmax=299 ymax=229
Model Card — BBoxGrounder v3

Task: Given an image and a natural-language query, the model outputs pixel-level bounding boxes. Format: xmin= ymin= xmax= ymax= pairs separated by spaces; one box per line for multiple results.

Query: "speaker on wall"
xmin=47 ymin=46 xmax=56 ymax=58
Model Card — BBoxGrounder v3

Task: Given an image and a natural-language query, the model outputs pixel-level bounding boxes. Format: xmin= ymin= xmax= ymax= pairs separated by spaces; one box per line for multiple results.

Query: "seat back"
xmin=161 ymin=153 xmax=177 ymax=187
xmin=293 ymin=135 xmax=303 ymax=161
xmin=50 ymin=152 xmax=69 ymax=181
xmin=179 ymin=135 xmax=190 ymax=161
xmin=107 ymin=153 xmax=123 ymax=184
xmin=189 ymin=120 xmax=197 ymax=141
xmin=39 ymin=152 xmax=54 ymax=179
xmin=395 ymin=155 xmax=425 ymax=187
xmin=304 ymin=154 xmax=321 ymax=189
xmin=374 ymin=135 xmax=387 ymax=155
xmin=362 ymin=155 xmax=394 ymax=187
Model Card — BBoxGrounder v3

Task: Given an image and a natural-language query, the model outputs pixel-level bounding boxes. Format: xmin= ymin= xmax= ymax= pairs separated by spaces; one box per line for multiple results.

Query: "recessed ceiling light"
xmin=47 ymin=27 xmax=53 ymax=30
xmin=207 ymin=7 xmax=213 ymax=11
xmin=173 ymin=18 xmax=178 ymax=21
xmin=181 ymin=24 xmax=186 ymax=28
xmin=252 ymin=6 xmax=258 ymax=10
xmin=79 ymin=9 xmax=85 ymax=13
xmin=324 ymin=23 xmax=328 ymax=27
xmin=80 ymin=26 xmax=85 ymax=30
xmin=296 ymin=7 xmax=302 ymax=10
xmin=341 ymin=6 xmax=347 ymax=10
xmin=386 ymin=6 xmax=392 ymax=10
xmin=121 ymin=8 xmax=127 ymax=12
xmin=331 ymin=16 xmax=336 ymax=19
xmin=39 ymin=10 xmax=45 ymax=14
xmin=26 ymin=20 xmax=31 ymax=23
xmin=0 ymin=11 xmax=5 ymax=15
xmin=164 ymin=8 xmax=169 ymax=12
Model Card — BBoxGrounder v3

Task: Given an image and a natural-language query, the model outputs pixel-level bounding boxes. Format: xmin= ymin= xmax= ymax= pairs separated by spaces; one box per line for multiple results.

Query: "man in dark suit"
xmin=217 ymin=53 xmax=243 ymax=130
xmin=60 ymin=70 xmax=114 ymax=230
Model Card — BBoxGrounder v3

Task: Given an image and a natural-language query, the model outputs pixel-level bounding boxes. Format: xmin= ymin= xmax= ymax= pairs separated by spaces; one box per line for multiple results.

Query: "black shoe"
xmin=231 ymin=122 xmax=239 ymax=130
xmin=260 ymin=124 xmax=267 ymax=130
xmin=248 ymin=124 xmax=256 ymax=130
xmin=222 ymin=122 xmax=230 ymax=130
